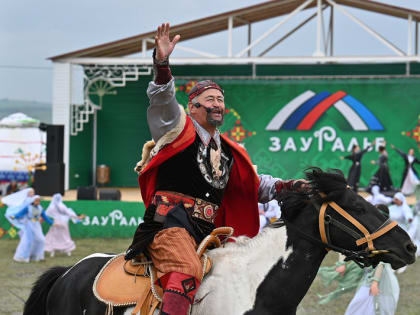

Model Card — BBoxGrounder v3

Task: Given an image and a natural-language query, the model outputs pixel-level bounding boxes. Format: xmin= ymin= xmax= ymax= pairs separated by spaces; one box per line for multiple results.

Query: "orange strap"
xmin=356 ymin=221 xmax=398 ymax=246
xmin=328 ymin=201 xmax=374 ymax=249
xmin=318 ymin=202 xmax=329 ymax=247
xmin=132 ymin=279 xmax=151 ymax=315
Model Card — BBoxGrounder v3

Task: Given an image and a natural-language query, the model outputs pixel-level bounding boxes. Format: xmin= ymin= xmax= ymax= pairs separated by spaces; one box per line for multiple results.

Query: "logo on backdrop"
xmin=266 ymin=90 xmax=384 ymax=131
xmin=82 ymin=209 xmax=143 ymax=227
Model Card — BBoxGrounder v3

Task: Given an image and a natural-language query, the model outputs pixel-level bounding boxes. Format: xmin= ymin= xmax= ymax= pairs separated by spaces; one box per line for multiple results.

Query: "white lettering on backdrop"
xmin=268 ymin=126 xmax=384 ymax=152
xmin=82 ymin=209 xmax=144 ymax=227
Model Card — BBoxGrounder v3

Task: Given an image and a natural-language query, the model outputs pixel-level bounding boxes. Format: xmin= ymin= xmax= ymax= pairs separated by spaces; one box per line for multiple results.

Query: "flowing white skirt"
xmin=402 ymin=168 xmax=419 ymax=195
xmin=44 ymin=221 xmax=76 ymax=253
xmin=14 ymin=219 xmax=45 ymax=261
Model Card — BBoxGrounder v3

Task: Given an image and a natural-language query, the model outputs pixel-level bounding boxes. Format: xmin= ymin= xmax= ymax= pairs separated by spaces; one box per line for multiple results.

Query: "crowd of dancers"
xmin=342 ymin=142 xmax=419 ymax=195
xmin=1 ymin=188 xmax=84 ymax=263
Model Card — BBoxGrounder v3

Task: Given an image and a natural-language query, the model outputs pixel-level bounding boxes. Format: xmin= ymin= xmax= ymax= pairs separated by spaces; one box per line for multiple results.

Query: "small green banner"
xmin=0 ymin=200 xmax=145 ymax=239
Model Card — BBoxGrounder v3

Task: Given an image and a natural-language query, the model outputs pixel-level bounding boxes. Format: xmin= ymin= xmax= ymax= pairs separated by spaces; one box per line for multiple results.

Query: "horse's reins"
xmin=282 ymin=190 xmax=398 ymax=268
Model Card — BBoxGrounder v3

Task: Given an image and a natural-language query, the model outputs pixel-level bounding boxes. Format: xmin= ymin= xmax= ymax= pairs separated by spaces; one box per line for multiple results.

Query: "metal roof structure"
xmin=50 ymin=0 xmax=420 ymax=62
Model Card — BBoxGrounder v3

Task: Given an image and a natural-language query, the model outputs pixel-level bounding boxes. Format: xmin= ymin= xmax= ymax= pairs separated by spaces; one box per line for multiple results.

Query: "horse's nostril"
xmin=406 ymin=243 xmax=417 ymax=254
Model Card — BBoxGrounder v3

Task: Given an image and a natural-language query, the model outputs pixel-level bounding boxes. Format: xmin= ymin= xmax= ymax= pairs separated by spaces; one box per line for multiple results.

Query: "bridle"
xmin=281 ymin=190 xmax=398 ymax=268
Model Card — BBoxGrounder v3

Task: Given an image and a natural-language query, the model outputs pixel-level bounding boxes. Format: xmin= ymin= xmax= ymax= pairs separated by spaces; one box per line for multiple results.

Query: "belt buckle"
xmin=193 ymin=199 xmax=218 ymax=223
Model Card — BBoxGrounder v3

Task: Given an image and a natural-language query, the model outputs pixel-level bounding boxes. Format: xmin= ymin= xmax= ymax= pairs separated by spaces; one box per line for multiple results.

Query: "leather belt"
xmin=152 ymin=191 xmax=219 ymax=224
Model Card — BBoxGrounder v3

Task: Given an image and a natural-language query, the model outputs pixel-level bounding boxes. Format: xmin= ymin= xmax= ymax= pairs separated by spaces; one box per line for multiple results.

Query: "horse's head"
xmin=278 ymin=167 xmax=416 ymax=270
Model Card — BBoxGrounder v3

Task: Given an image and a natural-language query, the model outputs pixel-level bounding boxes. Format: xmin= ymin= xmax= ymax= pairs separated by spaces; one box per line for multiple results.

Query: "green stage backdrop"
xmin=0 ymin=200 xmax=145 ymax=239
xmin=175 ymin=78 xmax=420 ymax=188
xmin=69 ymin=64 xmax=420 ymax=188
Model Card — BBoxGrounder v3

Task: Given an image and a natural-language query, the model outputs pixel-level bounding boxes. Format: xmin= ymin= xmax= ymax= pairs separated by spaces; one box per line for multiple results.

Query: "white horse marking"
xmin=192 ymin=226 xmax=292 ymax=315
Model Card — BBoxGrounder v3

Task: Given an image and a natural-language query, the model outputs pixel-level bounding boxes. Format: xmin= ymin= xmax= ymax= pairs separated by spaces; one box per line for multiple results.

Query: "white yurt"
xmin=0 ymin=113 xmax=46 ymax=194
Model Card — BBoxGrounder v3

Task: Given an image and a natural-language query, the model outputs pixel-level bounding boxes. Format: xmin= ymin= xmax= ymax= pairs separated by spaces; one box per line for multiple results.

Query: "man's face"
xmin=189 ymin=89 xmax=225 ymax=129
xmin=409 ymin=148 xmax=414 ymax=156
xmin=33 ymin=198 xmax=40 ymax=206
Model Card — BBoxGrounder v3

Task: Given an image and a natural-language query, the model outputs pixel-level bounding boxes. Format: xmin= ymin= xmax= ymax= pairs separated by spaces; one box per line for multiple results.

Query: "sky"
xmin=1 ymin=0 xmax=419 ymax=103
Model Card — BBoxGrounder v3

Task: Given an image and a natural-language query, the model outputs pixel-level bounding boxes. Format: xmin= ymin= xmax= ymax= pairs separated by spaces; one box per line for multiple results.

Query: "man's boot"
xmin=159 ymin=272 xmax=200 ymax=315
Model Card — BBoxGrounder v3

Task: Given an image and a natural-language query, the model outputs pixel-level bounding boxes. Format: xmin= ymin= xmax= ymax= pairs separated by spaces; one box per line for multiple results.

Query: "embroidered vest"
xmin=155 ymin=134 xmax=233 ymax=206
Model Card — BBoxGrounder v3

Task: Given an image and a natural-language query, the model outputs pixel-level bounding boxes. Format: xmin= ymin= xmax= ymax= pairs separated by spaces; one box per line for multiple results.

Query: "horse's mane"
xmin=211 ymin=224 xmax=288 ymax=256
xmin=277 ymin=167 xmax=348 ymax=222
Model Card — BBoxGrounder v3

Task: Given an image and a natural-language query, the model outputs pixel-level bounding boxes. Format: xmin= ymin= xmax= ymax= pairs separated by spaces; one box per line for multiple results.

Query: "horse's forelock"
xmin=277 ymin=168 xmax=349 ymax=221
xmin=305 ymin=167 xmax=347 ymax=197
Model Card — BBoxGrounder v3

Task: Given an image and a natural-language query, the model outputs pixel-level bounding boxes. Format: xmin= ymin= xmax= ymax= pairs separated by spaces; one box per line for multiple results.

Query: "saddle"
xmin=93 ymin=227 xmax=233 ymax=315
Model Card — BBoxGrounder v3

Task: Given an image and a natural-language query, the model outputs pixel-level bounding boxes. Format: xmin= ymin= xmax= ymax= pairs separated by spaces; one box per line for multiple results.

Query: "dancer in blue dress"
xmin=12 ymin=195 xmax=53 ymax=262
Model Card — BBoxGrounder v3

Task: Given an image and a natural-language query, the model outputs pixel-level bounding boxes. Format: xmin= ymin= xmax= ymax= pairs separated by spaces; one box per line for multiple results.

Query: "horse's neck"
xmin=195 ymin=225 xmax=325 ymax=315
xmin=245 ymin=224 xmax=327 ymax=315
xmin=213 ymin=225 xmax=295 ymax=278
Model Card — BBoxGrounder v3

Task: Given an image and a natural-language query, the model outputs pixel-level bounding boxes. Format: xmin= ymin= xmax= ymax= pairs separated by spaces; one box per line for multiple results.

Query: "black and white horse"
xmin=24 ymin=168 xmax=416 ymax=315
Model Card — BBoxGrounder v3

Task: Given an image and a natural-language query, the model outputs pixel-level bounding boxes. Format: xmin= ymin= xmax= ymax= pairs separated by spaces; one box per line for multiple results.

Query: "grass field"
xmin=1 ymin=238 xmax=419 ymax=315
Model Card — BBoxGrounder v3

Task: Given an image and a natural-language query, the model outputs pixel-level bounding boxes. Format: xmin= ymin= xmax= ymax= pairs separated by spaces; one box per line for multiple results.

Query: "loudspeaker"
xmin=77 ymin=186 xmax=97 ymax=200
xmin=99 ymin=189 xmax=121 ymax=201
xmin=33 ymin=163 xmax=65 ymax=196
xmin=46 ymin=125 xmax=64 ymax=163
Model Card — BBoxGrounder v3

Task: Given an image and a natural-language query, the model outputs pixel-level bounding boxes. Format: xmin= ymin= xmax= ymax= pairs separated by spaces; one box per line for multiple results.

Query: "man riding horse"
xmin=125 ymin=23 xmax=305 ymax=315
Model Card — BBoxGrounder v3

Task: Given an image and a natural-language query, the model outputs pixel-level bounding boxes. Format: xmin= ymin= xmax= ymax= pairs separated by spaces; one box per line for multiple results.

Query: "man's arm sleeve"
xmin=258 ymin=174 xmax=298 ymax=203
xmin=258 ymin=174 xmax=283 ymax=203
xmin=146 ymin=78 xmax=181 ymax=142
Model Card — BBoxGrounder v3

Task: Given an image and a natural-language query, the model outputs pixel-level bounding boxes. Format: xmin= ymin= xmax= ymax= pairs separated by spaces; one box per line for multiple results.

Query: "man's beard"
xmin=206 ymin=108 xmax=224 ymax=127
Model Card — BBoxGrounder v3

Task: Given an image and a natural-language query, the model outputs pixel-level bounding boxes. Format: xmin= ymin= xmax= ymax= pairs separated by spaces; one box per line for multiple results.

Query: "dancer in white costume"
xmin=407 ymin=186 xmax=420 ymax=257
xmin=366 ymin=185 xmax=392 ymax=206
xmin=391 ymin=145 xmax=419 ymax=195
xmin=345 ymin=206 xmax=399 ymax=315
xmin=389 ymin=192 xmax=413 ymax=232
xmin=44 ymin=194 xmax=84 ymax=257
xmin=344 ymin=262 xmax=399 ymax=315
xmin=258 ymin=199 xmax=281 ymax=231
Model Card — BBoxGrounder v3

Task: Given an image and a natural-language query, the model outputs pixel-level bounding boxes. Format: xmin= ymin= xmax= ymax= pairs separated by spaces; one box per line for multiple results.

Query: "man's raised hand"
xmin=155 ymin=23 xmax=180 ymax=62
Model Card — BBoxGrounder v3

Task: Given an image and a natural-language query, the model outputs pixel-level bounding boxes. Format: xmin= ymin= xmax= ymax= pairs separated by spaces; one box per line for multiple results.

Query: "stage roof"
xmin=50 ymin=0 xmax=420 ymax=61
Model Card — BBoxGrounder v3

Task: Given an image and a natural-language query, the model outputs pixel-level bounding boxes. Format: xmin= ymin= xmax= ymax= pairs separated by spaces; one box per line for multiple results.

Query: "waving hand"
xmin=155 ymin=23 xmax=180 ymax=62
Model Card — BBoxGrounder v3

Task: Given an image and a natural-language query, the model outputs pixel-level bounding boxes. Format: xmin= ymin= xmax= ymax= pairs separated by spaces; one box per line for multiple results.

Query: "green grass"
xmin=1 ymin=239 xmax=419 ymax=315
xmin=0 ymin=238 xmax=129 ymax=315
